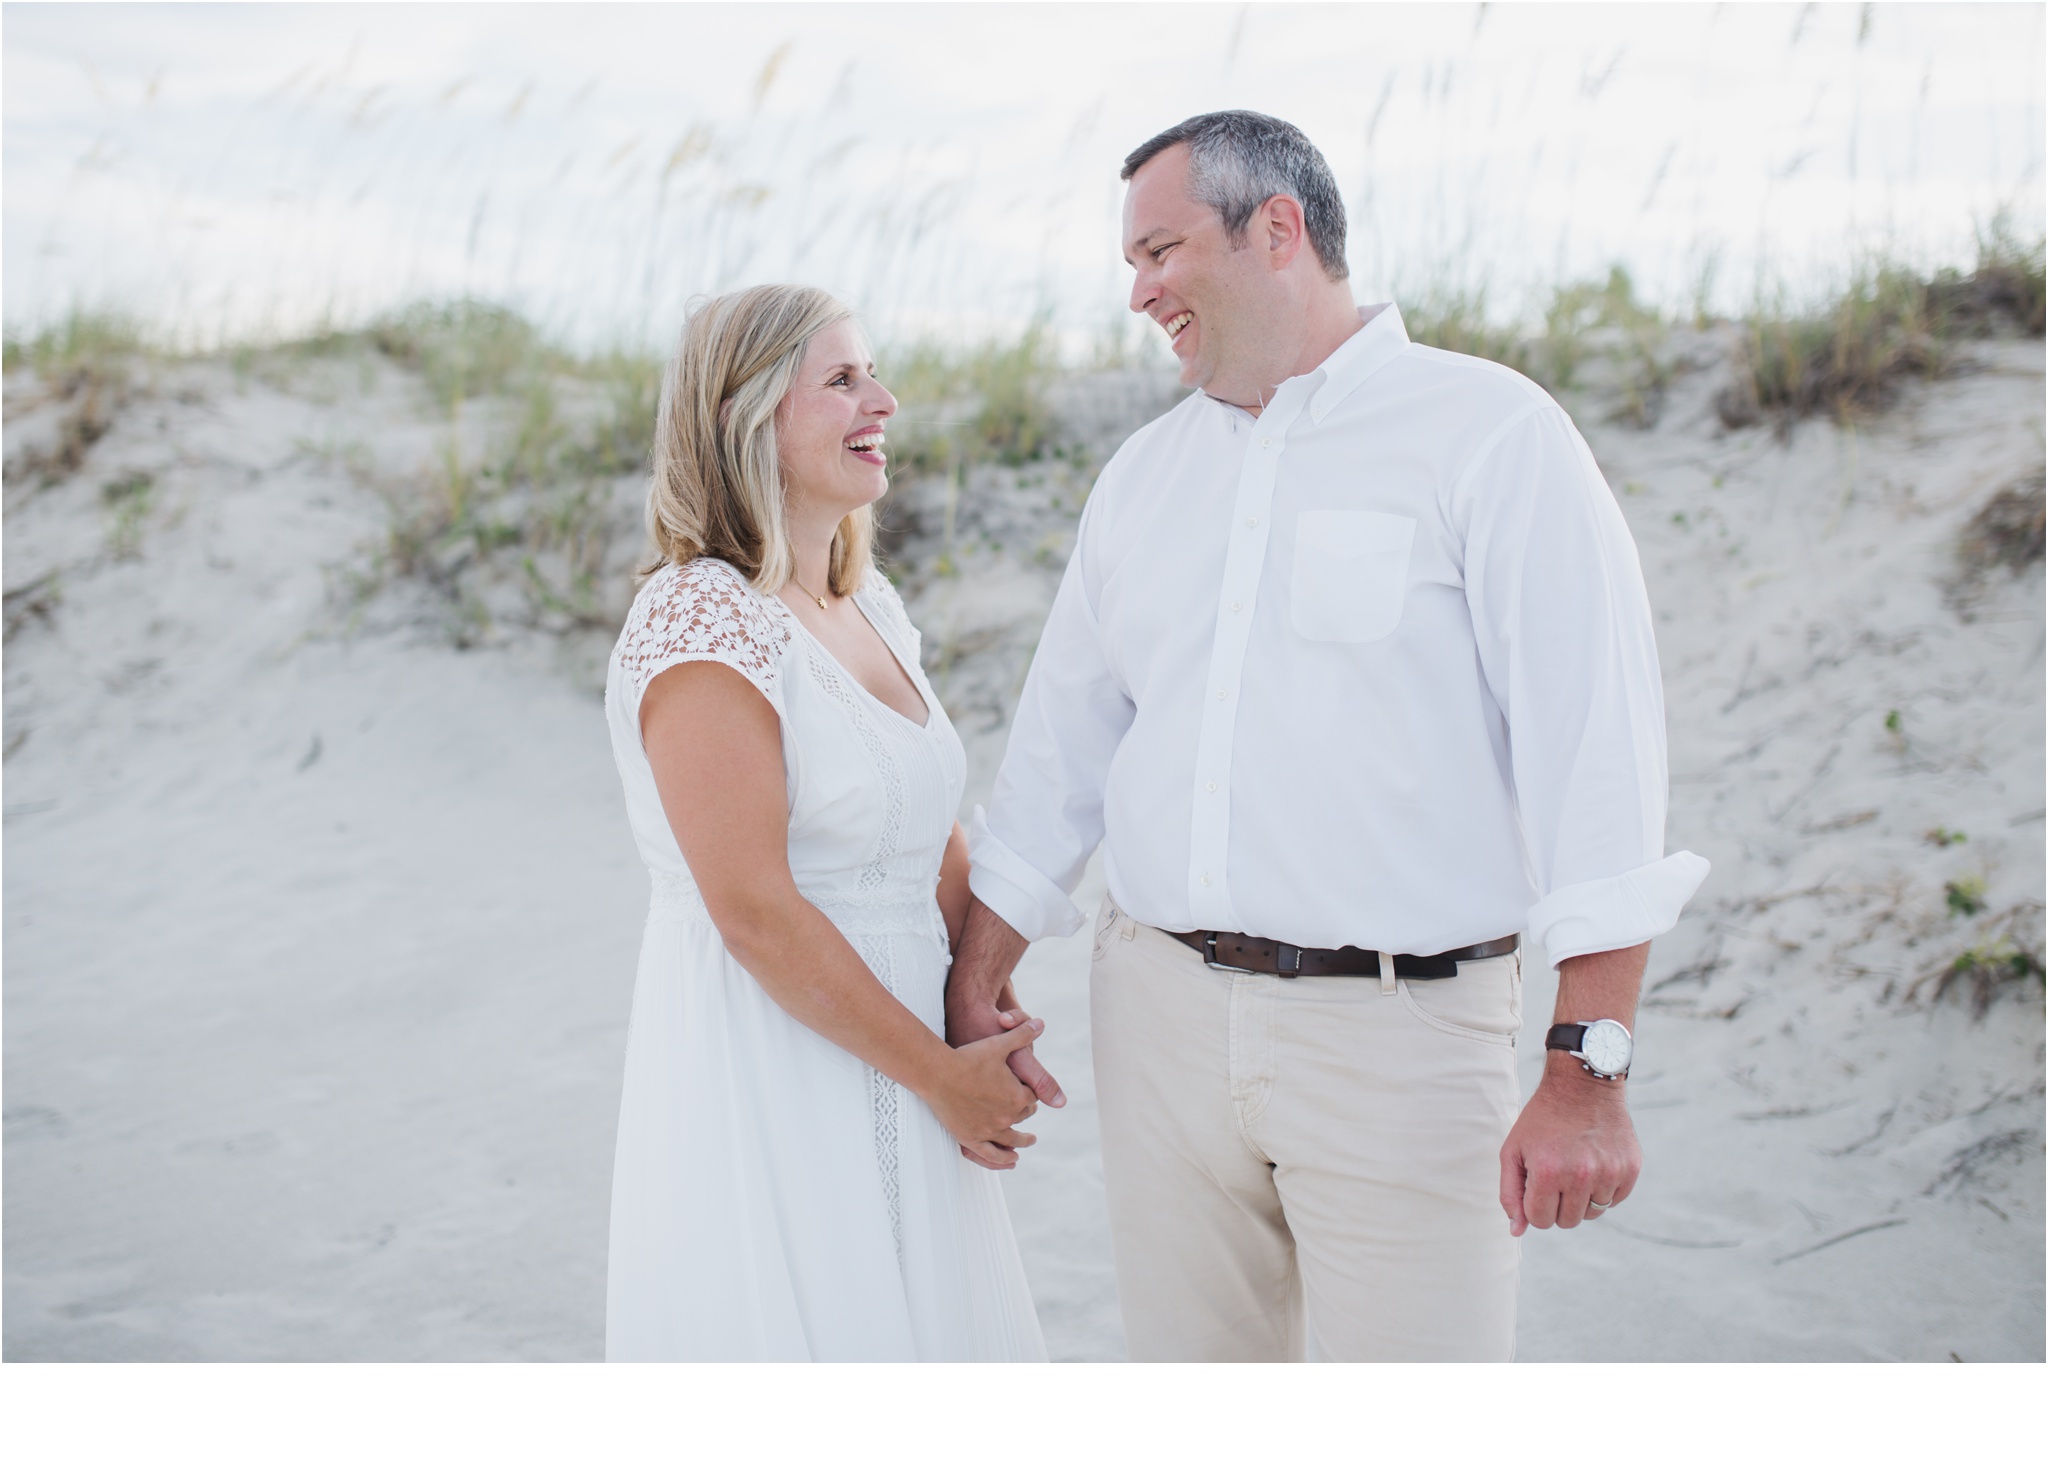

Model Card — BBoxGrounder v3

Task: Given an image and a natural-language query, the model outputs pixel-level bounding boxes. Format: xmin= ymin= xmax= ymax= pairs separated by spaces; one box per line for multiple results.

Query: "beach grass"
xmin=1404 ymin=264 xmax=1672 ymax=424
xmin=1918 ymin=900 xmax=2048 ymax=1017
xmin=8 ymin=225 xmax=2042 ymax=645
xmin=2 ymin=312 xmax=156 ymax=491
xmin=1955 ymin=467 xmax=2047 ymax=581
xmin=3 ymin=308 xmax=150 ymax=380
xmin=1717 ymin=221 xmax=2046 ymax=435
xmin=881 ymin=322 xmax=1063 ymax=479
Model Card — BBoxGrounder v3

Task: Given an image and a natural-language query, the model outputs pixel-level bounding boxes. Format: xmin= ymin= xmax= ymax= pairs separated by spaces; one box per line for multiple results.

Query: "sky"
xmin=4 ymin=1 xmax=2043 ymax=353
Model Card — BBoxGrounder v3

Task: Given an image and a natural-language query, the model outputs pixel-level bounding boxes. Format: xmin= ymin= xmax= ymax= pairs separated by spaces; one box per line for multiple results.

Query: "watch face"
xmin=1581 ymin=1020 xmax=1632 ymax=1076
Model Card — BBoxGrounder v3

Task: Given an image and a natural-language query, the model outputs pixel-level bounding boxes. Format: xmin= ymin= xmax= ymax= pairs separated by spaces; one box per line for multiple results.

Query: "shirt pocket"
xmin=1289 ymin=509 xmax=1416 ymax=644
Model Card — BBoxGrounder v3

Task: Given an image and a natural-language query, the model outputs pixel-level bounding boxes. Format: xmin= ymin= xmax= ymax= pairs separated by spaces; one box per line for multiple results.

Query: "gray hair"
xmin=1121 ymin=110 xmax=1349 ymax=281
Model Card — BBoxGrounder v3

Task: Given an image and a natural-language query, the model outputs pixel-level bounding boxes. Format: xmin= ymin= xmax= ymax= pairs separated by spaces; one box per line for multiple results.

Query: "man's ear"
xmin=1263 ymin=194 xmax=1308 ymax=272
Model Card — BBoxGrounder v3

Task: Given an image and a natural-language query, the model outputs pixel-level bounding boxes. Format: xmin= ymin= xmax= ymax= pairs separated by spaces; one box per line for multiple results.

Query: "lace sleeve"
xmin=616 ymin=558 xmax=792 ymax=716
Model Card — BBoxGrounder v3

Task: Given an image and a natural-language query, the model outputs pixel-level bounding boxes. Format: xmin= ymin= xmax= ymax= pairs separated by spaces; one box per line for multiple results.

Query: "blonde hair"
xmin=646 ymin=283 xmax=875 ymax=595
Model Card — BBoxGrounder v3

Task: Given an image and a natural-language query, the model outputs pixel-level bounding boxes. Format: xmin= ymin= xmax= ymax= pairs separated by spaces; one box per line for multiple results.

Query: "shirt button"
xmin=1216 ymin=689 xmax=1227 ymax=700
xmin=1246 ymin=516 xmax=1258 ymax=528
xmin=1261 ymin=436 xmax=1272 ymax=447
xmin=1230 ymin=600 xmax=1242 ymax=612
xmin=1200 ymin=873 xmax=1212 ymax=887
xmin=1206 ymin=780 xmax=1217 ymax=792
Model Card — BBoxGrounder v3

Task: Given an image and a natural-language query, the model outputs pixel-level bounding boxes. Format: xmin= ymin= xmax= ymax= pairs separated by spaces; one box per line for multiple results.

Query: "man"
xmin=947 ymin=111 xmax=1708 ymax=1362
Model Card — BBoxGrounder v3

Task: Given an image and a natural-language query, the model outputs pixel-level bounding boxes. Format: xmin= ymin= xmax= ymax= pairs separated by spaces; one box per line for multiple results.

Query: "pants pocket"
xmin=1396 ymin=952 xmax=1521 ymax=1045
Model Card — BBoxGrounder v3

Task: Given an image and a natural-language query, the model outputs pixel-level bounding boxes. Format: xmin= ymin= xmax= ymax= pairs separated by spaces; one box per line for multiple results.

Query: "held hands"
xmin=925 ymin=1016 xmax=1046 ymax=1171
xmin=946 ymin=992 xmax=1067 ymax=1110
xmin=945 ymin=993 xmax=1067 ymax=1171
xmin=1498 ymin=1055 xmax=1642 ymax=1235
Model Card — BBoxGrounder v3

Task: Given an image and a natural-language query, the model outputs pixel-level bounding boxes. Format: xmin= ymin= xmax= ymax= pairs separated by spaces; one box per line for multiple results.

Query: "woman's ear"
xmin=717 ymin=396 xmax=735 ymax=429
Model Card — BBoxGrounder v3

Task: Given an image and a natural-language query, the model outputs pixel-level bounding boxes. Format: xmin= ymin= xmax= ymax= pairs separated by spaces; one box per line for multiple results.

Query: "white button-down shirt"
xmin=968 ymin=303 xmax=1708 ymax=963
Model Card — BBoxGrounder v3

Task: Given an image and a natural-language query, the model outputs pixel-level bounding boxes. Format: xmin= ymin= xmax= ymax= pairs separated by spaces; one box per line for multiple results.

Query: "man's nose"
xmin=1128 ymin=271 xmax=1157 ymax=315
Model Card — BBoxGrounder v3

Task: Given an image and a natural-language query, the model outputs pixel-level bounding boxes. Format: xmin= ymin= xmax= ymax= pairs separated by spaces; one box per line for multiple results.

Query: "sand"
xmin=3 ymin=333 xmax=2041 ymax=1361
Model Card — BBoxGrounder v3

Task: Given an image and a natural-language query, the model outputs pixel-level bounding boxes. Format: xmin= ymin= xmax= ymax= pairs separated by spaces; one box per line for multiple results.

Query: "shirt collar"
xmin=1305 ymin=302 xmax=1409 ymax=424
xmin=1200 ymin=302 xmax=1411 ymax=427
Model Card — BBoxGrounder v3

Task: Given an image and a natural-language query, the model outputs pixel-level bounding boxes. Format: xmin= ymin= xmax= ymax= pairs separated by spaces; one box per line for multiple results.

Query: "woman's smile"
xmin=844 ymin=426 xmax=886 ymax=466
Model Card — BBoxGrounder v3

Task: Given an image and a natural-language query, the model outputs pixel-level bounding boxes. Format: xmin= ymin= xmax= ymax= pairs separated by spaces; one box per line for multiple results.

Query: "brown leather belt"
xmin=1167 ymin=928 xmax=1520 ymax=979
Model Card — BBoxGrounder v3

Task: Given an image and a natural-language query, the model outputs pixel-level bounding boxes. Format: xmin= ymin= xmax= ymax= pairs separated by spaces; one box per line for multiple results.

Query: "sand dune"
xmin=3 ymin=334 xmax=2040 ymax=1360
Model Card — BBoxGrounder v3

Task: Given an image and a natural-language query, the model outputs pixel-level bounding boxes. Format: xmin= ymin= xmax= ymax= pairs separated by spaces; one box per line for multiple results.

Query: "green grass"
xmin=1719 ymin=224 xmax=2045 ymax=434
xmin=1930 ymin=210 xmax=2047 ymax=337
xmin=3 ymin=308 xmax=149 ymax=381
xmin=10 ymin=232 xmax=2042 ymax=642
xmin=1717 ymin=261 xmax=1945 ymax=431
xmin=881 ymin=321 xmax=1063 ymax=478
xmin=1403 ymin=285 xmax=1540 ymax=377
xmin=1919 ymin=906 xmax=2048 ymax=1017
xmin=3 ymin=310 xmax=151 ymax=490
xmin=1403 ymin=266 xmax=1671 ymax=423
xmin=1403 ymin=232 xmax=2044 ymax=439
xmin=1937 ymin=937 xmax=2046 ymax=1015
xmin=1546 ymin=266 xmax=1671 ymax=426
xmin=100 ymin=469 xmax=154 ymax=560
xmin=208 ymin=298 xmax=660 ymax=643
xmin=1954 ymin=467 xmax=2046 ymax=581
xmin=4 ymin=299 xmax=666 ymax=641
xmin=365 ymin=300 xmax=568 ymax=409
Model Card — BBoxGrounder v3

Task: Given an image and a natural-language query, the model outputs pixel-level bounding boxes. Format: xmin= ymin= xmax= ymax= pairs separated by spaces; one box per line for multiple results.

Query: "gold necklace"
xmin=789 ymin=573 xmax=829 ymax=610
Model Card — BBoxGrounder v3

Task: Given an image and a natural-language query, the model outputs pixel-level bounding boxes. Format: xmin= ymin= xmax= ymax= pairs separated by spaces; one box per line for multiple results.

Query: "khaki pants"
xmin=1089 ymin=897 xmax=1523 ymax=1362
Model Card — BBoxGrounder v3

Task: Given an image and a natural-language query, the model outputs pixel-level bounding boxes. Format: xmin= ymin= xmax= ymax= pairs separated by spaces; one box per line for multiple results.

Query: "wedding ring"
xmin=1587 ymin=1199 xmax=1611 ymax=1211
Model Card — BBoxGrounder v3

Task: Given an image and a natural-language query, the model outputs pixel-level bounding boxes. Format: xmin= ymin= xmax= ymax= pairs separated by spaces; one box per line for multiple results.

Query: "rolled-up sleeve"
xmin=969 ymin=486 xmax=1136 ymax=942
xmin=1458 ymin=401 xmax=1708 ymax=965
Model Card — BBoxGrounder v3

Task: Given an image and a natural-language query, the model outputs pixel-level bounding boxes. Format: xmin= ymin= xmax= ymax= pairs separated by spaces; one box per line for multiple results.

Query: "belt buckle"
xmin=1201 ymin=932 xmax=1255 ymax=975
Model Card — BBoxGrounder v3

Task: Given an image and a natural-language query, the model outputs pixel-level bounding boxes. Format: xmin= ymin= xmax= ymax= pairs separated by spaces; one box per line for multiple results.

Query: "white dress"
xmin=601 ymin=556 xmax=1046 ymax=1362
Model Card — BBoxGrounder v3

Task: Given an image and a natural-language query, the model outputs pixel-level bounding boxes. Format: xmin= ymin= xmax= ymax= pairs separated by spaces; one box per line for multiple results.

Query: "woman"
xmin=602 ymin=284 xmax=1048 ymax=1361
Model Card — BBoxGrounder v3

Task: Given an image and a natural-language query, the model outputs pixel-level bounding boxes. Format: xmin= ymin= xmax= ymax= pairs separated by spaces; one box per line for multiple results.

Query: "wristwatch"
xmin=1545 ymin=1020 xmax=1633 ymax=1080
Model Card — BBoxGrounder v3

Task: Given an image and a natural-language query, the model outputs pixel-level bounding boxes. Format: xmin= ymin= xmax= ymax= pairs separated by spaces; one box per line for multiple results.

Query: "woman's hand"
xmin=956 ymin=1008 xmax=1046 ymax=1170
xmin=922 ymin=1016 xmax=1045 ymax=1170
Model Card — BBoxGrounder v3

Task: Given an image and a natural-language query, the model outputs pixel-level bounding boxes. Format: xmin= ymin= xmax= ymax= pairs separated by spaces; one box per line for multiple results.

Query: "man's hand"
xmin=947 ymin=899 xmax=1066 ymax=1110
xmin=946 ymin=990 xmax=1066 ymax=1109
xmin=1500 ymin=940 xmax=1649 ymax=1235
xmin=1499 ymin=1057 xmax=1641 ymax=1234
xmin=946 ymin=898 xmax=1065 ymax=1169
xmin=945 ymin=1003 xmax=1065 ymax=1170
